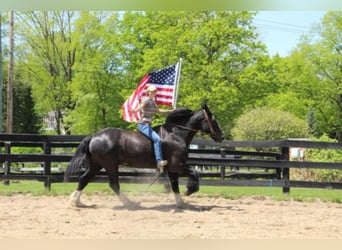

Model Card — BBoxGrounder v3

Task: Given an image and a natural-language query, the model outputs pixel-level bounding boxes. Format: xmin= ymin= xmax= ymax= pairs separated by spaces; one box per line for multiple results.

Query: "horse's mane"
xmin=165 ymin=108 xmax=194 ymax=124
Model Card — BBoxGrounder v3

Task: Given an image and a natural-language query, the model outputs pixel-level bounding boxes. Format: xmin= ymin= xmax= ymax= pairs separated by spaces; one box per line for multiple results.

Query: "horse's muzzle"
xmin=212 ymin=133 xmax=224 ymax=142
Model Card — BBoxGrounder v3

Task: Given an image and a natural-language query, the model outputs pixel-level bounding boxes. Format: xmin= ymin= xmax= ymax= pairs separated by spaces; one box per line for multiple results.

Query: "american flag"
xmin=122 ymin=62 xmax=180 ymax=122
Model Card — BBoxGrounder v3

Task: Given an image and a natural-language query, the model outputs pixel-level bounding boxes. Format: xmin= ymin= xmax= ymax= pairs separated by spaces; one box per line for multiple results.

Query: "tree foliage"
xmin=264 ymin=11 xmax=342 ymax=141
xmin=16 ymin=11 xmax=76 ymax=134
xmin=5 ymin=10 xmax=341 ymax=142
xmin=19 ymin=11 xmax=267 ymax=135
xmin=65 ymin=12 xmax=125 ymax=133
xmin=13 ymin=81 xmax=41 ymax=133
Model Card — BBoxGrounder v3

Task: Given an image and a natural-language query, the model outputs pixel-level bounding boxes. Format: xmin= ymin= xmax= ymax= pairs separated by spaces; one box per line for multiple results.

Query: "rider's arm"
xmin=156 ymin=107 xmax=174 ymax=115
xmin=131 ymin=102 xmax=145 ymax=113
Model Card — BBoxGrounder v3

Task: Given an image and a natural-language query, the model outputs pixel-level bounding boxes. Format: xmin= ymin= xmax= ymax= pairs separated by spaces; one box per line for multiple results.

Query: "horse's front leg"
xmin=168 ymin=172 xmax=185 ymax=207
xmin=184 ymin=167 xmax=200 ymax=196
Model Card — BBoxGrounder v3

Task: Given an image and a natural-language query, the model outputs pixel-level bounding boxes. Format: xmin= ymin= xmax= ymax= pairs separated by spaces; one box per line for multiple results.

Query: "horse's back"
xmin=89 ymin=127 xmax=122 ymax=154
xmin=88 ymin=127 xmax=189 ymax=171
xmin=89 ymin=127 xmax=156 ymax=167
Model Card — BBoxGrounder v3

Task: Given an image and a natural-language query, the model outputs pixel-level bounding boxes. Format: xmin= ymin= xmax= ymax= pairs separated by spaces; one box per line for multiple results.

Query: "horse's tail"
xmin=64 ymin=136 xmax=92 ymax=182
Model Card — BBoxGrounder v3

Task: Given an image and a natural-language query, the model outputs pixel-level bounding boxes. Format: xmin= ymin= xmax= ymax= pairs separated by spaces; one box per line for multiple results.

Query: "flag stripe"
xmin=122 ymin=62 xmax=180 ymax=123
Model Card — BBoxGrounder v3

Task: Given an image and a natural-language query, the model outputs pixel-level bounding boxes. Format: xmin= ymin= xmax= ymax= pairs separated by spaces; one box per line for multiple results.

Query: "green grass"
xmin=197 ymin=185 xmax=342 ymax=203
xmin=1 ymin=180 xmax=341 ymax=203
xmin=0 ymin=181 xmax=165 ymax=196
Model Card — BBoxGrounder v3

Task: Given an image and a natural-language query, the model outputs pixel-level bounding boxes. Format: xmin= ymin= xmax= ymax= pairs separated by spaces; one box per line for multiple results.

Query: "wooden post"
xmin=3 ymin=142 xmax=11 ymax=185
xmin=275 ymin=155 xmax=282 ymax=179
xmin=281 ymin=146 xmax=290 ymax=193
xmin=43 ymin=142 xmax=51 ymax=190
xmin=220 ymin=148 xmax=226 ymax=180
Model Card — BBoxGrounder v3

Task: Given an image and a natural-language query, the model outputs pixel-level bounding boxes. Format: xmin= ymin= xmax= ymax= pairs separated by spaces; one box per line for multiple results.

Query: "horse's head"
xmin=164 ymin=101 xmax=224 ymax=143
xmin=199 ymin=100 xmax=224 ymax=142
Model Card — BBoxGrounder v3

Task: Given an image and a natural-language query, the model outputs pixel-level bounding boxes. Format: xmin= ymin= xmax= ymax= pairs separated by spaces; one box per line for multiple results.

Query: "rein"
xmin=203 ymin=109 xmax=216 ymax=136
xmin=173 ymin=124 xmax=199 ymax=133
xmin=170 ymin=109 xmax=216 ymax=137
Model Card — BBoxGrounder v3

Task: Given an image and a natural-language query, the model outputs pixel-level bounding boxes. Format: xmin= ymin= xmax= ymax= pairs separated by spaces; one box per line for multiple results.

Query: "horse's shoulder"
xmin=162 ymin=134 xmax=186 ymax=147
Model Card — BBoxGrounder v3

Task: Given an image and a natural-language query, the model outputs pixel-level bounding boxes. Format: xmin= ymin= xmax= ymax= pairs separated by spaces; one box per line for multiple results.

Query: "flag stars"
xmin=149 ymin=65 xmax=177 ymax=85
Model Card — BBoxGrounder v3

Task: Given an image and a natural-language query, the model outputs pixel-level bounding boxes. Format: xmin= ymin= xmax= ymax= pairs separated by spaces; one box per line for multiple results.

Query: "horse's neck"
xmin=160 ymin=111 xmax=201 ymax=145
xmin=182 ymin=115 xmax=201 ymax=144
xmin=159 ymin=124 xmax=197 ymax=146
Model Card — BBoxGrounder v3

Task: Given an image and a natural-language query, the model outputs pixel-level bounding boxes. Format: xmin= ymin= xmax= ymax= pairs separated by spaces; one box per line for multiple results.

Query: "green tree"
xmin=307 ymin=107 xmax=321 ymax=137
xmin=115 ymin=11 xmax=268 ymax=135
xmin=259 ymin=54 xmax=316 ymax=119
xmin=16 ymin=11 xmax=76 ymax=134
xmin=66 ymin=12 xmax=125 ymax=134
xmin=13 ymin=80 xmax=41 ymax=133
xmin=292 ymin=11 xmax=342 ymax=141
xmin=13 ymin=11 xmax=272 ymax=135
xmin=175 ymin=11 xmax=268 ymax=134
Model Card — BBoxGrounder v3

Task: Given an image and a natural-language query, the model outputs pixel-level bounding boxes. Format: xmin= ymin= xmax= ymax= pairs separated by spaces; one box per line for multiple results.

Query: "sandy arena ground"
xmin=0 ymin=193 xmax=341 ymax=239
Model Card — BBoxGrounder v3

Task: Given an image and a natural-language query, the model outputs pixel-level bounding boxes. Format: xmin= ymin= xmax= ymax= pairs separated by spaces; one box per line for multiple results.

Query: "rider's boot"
xmin=157 ymin=160 xmax=168 ymax=170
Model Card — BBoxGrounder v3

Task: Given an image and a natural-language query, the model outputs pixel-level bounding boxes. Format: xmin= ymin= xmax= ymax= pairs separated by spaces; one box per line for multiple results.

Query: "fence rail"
xmin=1 ymin=133 xmax=342 ymax=192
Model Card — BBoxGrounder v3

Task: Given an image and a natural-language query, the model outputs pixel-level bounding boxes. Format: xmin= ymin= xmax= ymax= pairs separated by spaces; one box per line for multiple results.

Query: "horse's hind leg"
xmin=105 ymin=166 xmax=135 ymax=207
xmin=70 ymin=165 xmax=100 ymax=207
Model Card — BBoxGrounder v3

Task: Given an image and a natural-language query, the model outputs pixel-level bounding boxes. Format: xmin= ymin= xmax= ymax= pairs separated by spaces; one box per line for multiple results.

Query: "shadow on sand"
xmin=110 ymin=202 xmax=240 ymax=213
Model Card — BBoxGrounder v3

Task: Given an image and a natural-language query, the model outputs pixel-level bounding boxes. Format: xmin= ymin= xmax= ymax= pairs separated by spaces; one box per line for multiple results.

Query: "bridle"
xmin=171 ymin=109 xmax=216 ymax=137
xmin=203 ymin=109 xmax=216 ymax=136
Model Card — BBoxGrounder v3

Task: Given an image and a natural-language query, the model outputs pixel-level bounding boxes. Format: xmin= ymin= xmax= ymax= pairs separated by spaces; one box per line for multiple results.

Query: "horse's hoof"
xmin=127 ymin=201 xmax=141 ymax=209
xmin=70 ymin=200 xmax=84 ymax=208
xmin=174 ymin=194 xmax=185 ymax=208
xmin=184 ymin=185 xmax=199 ymax=196
xmin=176 ymin=201 xmax=185 ymax=208
xmin=119 ymin=195 xmax=140 ymax=208
xmin=70 ymin=201 xmax=97 ymax=208
xmin=79 ymin=203 xmax=97 ymax=208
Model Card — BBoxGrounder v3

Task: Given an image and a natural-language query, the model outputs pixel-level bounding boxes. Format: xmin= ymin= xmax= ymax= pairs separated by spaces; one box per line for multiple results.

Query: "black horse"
xmin=64 ymin=102 xmax=224 ymax=207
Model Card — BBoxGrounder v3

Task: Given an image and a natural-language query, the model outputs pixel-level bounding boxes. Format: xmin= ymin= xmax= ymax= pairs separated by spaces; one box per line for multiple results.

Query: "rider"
xmin=131 ymin=85 xmax=174 ymax=170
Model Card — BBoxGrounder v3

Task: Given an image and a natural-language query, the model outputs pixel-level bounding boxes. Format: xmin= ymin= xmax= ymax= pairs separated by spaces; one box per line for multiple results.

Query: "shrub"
xmin=232 ymin=107 xmax=309 ymax=141
xmin=302 ymin=135 xmax=342 ymax=182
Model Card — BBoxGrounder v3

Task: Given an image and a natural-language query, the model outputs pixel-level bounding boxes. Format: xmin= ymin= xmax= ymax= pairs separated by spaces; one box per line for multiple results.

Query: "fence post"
xmin=281 ymin=146 xmax=290 ymax=193
xmin=275 ymin=155 xmax=282 ymax=180
xmin=220 ymin=148 xmax=226 ymax=180
xmin=3 ymin=142 xmax=11 ymax=185
xmin=43 ymin=141 xmax=51 ymax=190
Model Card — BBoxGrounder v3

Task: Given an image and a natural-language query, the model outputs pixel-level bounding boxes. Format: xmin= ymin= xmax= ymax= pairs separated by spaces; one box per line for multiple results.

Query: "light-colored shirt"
xmin=138 ymin=97 xmax=158 ymax=124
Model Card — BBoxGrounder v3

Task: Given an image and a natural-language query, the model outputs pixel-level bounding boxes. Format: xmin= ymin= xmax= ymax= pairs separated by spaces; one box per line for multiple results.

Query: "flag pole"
xmin=173 ymin=58 xmax=182 ymax=109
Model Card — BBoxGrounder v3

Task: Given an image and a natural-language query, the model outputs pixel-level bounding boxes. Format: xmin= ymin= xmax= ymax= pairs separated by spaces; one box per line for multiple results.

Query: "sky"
xmin=253 ymin=11 xmax=327 ymax=57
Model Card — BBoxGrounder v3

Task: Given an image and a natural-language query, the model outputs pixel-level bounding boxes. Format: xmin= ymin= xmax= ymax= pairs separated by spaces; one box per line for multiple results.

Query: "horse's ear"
xmin=201 ymin=99 xmax=208 ymax=109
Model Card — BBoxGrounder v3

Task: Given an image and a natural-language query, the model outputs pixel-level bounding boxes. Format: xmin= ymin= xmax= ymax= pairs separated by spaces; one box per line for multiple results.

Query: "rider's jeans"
xmin=138 ymin=123 xmax=163 ymax=163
